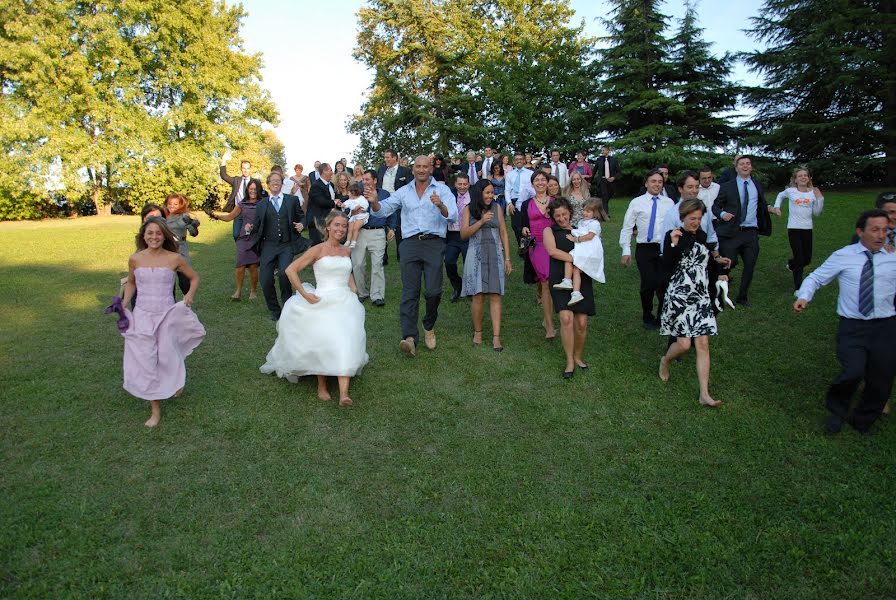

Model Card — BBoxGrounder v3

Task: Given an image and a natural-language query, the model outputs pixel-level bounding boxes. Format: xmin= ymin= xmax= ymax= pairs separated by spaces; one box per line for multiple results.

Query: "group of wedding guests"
xmin=110 ymin=148 xmax=895 ymax=438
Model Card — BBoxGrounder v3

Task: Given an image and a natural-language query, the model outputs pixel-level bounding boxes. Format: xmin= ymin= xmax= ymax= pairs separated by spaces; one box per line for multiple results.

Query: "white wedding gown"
xmin=260 ymin=255 xmax=368 ymax=378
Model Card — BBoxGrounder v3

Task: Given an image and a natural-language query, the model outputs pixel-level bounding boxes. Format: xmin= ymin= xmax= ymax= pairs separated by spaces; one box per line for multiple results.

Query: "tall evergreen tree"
xmin=0 ymin=0 xmax=277 ymax=218
xmin=742 ymin=0 xmax=896 ymax=185
xmin=595 ymin=0 xmax=685 ymax=178
xmin=667 ymin=2 xmax=739 ymax=151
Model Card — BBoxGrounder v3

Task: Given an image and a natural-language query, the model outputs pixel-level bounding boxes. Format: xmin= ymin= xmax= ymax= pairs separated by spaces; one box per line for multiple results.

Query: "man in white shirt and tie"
xmin=620 ymin=168 xmax=675 ymax=329
xmin=548 ymin=150 xmax=569 ymax=190
xmin=481 ymin=147 xmax=495 ymax=182
xmin=794 ymin=209 xmax=896 ymax=434
xmin=505 ymin=151 xmax=535 ymax=243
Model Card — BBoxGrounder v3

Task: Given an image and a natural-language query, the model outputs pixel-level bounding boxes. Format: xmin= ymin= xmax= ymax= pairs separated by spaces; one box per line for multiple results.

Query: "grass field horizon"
xmin=1 ymin=190 xmax=894 ymax=597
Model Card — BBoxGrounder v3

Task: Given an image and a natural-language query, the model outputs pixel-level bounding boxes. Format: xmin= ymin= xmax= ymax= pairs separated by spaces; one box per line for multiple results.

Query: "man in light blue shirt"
xmin=794 ymin=209 xmax=896 ymax=434
xmin=504 ymin=151 xmax=534 ymax=243
xmin=367 ymin=155 xmax=458 ymax=356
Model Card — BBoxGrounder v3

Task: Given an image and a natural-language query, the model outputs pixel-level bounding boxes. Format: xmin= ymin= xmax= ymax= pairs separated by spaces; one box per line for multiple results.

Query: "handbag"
xmin=518 ymin=234 xmax=535 ymax=257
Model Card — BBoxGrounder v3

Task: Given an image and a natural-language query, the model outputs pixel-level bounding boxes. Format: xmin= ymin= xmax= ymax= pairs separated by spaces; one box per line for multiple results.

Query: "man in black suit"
xmin=595 ymin=145 xmax=620 ymax=216
xmin=460 ymin=150 xmax=482 ymax=185
xmin=219 ymin=151 xmax=252 ymax=212
xmin=711 ymin=155 xmax=772 ymax=307
xmin=376 ymin=149 xmax=412 ymax=192
xmin=657 ymin=165 xmax=679 ymax=201
xmin=377 ymin=149 xmax=412 ymax=262
xmin=250 ymin=171 xmax=306 ymax=320
xmin=308 ymin=160 xmax=322 ymax=183
xmin=306 ymin=163 xmax=337 ymax=246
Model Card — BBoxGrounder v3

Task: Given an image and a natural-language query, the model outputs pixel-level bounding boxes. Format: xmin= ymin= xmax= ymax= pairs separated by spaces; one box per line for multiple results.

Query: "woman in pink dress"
xmin=120 ymin=217 xmax=206 ymax=427
xmin=520 ymin=171 xmax=556 ymax=339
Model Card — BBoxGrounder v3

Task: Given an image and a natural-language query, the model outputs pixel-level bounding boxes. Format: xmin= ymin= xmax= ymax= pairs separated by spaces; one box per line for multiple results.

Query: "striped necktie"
xmin=859 ymin=250 xmax=874 ymax=317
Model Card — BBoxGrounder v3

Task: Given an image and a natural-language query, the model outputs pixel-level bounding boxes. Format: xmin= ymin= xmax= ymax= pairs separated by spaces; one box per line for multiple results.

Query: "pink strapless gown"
xmin=122 ymin=268 xmax=206 ymax=400
xmin=528 ymin=200 xmax=552 ymax=282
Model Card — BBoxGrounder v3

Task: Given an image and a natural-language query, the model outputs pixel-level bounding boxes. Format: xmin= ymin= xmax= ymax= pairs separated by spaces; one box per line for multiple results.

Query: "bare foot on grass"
xmin=659 ymin=357 xmax=670 ymax=382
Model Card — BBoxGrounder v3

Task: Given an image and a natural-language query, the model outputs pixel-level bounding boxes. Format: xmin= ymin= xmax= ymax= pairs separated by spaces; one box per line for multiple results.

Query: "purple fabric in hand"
xmin=104 ymin=296 xmax=130 ymax=333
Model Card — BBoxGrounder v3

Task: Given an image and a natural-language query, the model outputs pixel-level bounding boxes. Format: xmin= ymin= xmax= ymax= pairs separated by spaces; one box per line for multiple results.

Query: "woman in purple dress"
xmin=120 ymin=217 xmax=205 ymax=427
xmin=520 ymin=171 xmax=556 ymax=339
xmin=209 ymin=178 xmax=262 ymax=300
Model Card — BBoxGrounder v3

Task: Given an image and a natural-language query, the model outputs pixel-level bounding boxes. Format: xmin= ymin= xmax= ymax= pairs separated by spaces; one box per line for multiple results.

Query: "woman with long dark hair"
xmin=460 ymin=180 xmax=513 ymax=350
xmin=120 ymin=217 xmax=205 ymax=427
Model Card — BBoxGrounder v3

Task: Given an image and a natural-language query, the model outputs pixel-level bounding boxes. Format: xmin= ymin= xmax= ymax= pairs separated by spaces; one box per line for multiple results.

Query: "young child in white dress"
xmin=339 ymin=182 xmax=370 ymax=248
xmin=553 ymin=199 xmax=606 ymax=305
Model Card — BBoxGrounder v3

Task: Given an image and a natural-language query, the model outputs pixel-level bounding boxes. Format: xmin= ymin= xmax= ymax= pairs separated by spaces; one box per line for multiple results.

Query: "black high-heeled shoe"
xmin=563 ymin=370 xmax=574 ymax=380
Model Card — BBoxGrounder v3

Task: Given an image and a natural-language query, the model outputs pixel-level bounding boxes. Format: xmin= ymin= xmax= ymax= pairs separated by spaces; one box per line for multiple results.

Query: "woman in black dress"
xmin=543 ymin=197 xmax=595 ymax=379
xmin=658 ymin=198 xmax=725 ymax=407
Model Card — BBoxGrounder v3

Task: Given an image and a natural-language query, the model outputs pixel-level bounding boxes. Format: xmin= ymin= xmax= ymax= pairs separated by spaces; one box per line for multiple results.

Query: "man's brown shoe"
xmin=424 ymin=329 xmax=436 ymax=350
xmin=399 ymin=338 xmax=416 ymax=357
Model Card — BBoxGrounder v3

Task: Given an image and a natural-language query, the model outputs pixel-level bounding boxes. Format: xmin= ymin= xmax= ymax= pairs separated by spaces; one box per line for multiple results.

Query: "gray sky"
xmin=238 ymin=0 xmax=765 ymax=168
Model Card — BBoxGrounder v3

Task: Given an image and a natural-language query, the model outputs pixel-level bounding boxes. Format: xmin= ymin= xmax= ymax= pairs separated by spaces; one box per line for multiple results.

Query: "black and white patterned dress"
xmin=660 ymin=230 xmax=717 ymax=337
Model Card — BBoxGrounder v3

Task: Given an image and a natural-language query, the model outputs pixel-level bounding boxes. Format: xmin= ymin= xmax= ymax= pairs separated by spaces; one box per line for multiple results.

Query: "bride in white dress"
xmin=260 ymin=210 xmax=369 ymax=406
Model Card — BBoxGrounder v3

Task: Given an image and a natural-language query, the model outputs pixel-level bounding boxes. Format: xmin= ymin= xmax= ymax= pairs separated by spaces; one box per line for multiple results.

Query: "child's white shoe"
xmin=568 ymin=291 xmax=584 ymax=305
xmin=553 ymin=278 xmax=573 ymax=290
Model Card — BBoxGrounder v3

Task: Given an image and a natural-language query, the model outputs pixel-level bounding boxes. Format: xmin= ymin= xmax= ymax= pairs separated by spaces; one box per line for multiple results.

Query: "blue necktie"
xmin=859 ymin=251 xmax=874 ymax=316
xmin=740 ymin=180 xmax=749 ymax=223
xmin=272 ymin=196 xmax=281 ymax=213
xmin=647 ymin=196 xmax=658 ymax=242
xmin=512 ymin=169 xmax=520 ymax=198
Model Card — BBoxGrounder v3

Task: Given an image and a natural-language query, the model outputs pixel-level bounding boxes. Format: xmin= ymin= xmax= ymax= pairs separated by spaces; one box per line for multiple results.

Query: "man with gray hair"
xmin=462 ymin=150 xmax=481 ymax=186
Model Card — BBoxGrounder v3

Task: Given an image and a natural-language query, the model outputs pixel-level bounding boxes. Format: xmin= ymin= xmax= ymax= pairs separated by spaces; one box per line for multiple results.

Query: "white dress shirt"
xmin=482 ymin=156 xmax=494 ymax=179
xmin=505 ymin=167 xmax=535 ymax=209
xmin=797 ymin=243 xmax=896 ymax=319
xmin=382 ymin=166 xmax=398 ymax=193
xmin=697 ymin=182 xmax=720 ymax=208
xmin=659 ymin=202 xmax=718 ymax=253
xmin=549 ymin=161 xmax=570 ymax=188
xmin=619 ymin=193 xmax=675 ymax=256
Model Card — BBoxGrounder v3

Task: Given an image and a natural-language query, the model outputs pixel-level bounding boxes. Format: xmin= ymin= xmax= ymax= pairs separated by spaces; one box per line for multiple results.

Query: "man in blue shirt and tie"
xmin=366 ymin=155 xmax=458 ymax=356
xmin=794 ymin=209 xmax=896 ymax=434
xmin=712 ymin=155 xmax=772 ymax=307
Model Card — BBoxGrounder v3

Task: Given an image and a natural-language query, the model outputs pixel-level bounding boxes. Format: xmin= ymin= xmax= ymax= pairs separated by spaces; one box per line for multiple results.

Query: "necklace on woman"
xmin=535 ymin=195 xmax=549 ymax=207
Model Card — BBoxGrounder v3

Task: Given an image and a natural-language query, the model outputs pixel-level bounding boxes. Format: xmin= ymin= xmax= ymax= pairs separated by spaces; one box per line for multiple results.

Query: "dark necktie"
xmin=888 ymin=228 xmax=895 ymax=247
xmin=740 ymin=180 xmax=749 ymax=223
xmin=647 ymin=196 xmax=658 ymax=242
xmin=859 ymin=251 xmax=874 ymax=316
xmin=553 ymin=163 xmax=559 ymax=178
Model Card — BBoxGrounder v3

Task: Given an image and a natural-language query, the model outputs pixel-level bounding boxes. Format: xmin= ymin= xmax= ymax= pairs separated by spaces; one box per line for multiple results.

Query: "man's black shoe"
xmin=372 ymin=299 xmax=385 ymax=307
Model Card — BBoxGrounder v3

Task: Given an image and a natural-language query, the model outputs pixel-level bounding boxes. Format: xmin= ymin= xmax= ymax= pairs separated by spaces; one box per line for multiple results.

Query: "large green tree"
xmin=0 ymin=0 xmax=277 ymax=218
xmin=595 ymin=0 xmax=738 ymax=182
xmin=742 ymin=0 xmax=896 ymax=185
xmin=349 ymin=0 xmax=595 ymax=167
xmin=667 ymin=2 xmax=739 ymax=151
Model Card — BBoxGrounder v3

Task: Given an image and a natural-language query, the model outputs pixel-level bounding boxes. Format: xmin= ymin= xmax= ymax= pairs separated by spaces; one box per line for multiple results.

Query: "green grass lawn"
xmin=1 ymin=190 xmax=894 ymax=598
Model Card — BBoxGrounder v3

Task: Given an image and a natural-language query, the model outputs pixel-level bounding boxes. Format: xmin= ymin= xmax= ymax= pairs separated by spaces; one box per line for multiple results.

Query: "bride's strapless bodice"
xmin=313 ymin=255 xmax=352 ymax=293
